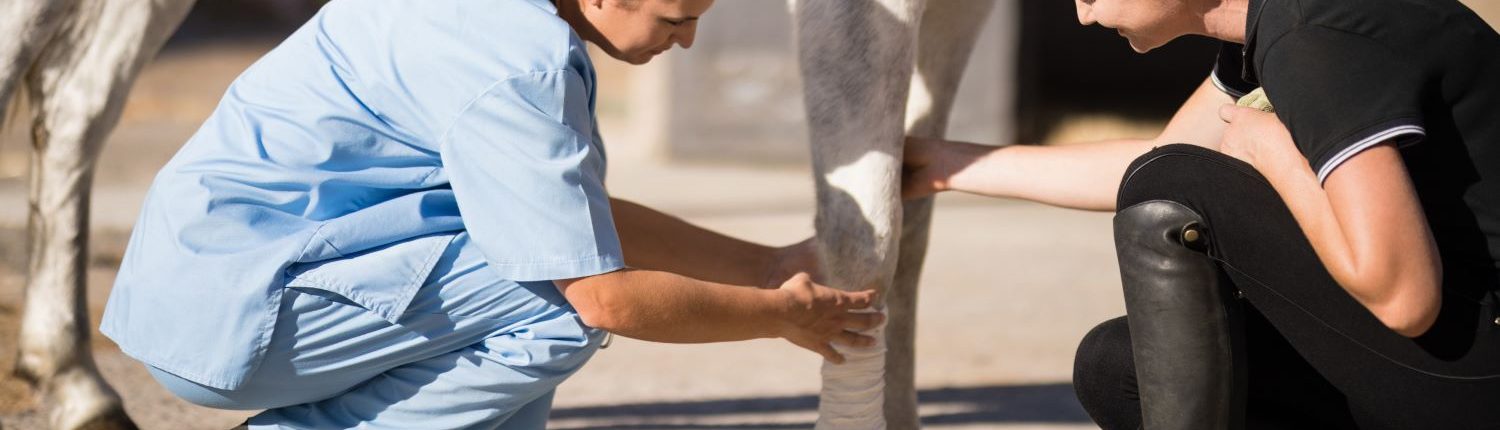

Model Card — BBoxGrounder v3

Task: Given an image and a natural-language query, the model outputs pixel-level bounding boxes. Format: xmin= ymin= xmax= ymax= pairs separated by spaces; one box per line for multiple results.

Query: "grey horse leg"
xmin=793 ymin=0 xmax=923 ymax=428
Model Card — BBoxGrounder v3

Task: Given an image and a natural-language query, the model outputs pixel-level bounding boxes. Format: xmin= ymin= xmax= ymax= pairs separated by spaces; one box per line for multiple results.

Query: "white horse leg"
xmin=0 ymin=1 xmax=70 ymax=130
xmin=0 ymin=0 xmax=103 ymax=427
xmin=17 ymin=1 xmax=191 ymax=429
xmin=882 ymin=2 xmax=998 ymax=427
xmin=20 ymin=68 xmax=130 ymax=430
xmin=793 ymin=1 xmax=923 ymax=429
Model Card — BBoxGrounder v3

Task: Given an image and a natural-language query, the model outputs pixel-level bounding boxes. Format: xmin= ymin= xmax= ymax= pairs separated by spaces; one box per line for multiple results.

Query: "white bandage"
xmin=816 ymin=307 xmax=888 ymax=429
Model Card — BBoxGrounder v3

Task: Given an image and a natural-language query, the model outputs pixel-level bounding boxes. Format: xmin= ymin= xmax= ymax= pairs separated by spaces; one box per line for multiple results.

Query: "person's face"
xmin=582 ymin=0 xmax=714 ymax=65
xmin=1075 ymin=0 xmax=1191 ymax=53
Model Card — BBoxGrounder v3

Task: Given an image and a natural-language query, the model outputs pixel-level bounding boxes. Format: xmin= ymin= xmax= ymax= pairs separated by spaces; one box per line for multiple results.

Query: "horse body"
xmin=793 ymin=1 xmax=998 ymax=427
xmin=2 ymin=0 xmax=194 ymax=428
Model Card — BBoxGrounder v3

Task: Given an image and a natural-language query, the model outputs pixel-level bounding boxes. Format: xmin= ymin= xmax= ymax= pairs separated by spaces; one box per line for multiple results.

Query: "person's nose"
xmin=675 ymin=26 xmax=698 ymax=49
xmin=1075 ymin=0 xmax=1096 ymax=25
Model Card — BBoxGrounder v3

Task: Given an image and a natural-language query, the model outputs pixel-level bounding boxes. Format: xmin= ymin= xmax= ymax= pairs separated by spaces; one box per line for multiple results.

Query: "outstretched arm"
xmin=555 ymin=271 xmax=882 ymax=363
xmin=611 ymin=197 xmax=816 ymax=287
xmin=904 ymin=76 xmax=1234 ymax=210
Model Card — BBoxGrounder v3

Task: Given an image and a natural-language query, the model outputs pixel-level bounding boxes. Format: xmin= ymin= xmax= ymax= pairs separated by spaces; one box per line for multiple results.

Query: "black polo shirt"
xmin=1212 ymin=0 xmax=1500 ymax=285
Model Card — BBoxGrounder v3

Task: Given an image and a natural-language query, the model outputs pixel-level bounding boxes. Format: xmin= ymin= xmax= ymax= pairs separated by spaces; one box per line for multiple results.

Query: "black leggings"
xmin=1072 ymin=144 xmax=1500 ymax=429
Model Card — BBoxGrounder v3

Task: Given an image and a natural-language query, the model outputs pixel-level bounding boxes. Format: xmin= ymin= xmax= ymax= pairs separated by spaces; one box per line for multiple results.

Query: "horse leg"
xmin=0 ymin=0 xmax=71 ymax=130
xmin=792 ymin=1 xmax=923 ymax=428
xmin=17 ymin=1 xmax=190 ymax=429
xmin=0 ymin=0 xmax=103 ymax=427
xmin=20 ymin=63 xmax=131 ymax=430
xmin=883 ymin=1 xmax=997 ymax=427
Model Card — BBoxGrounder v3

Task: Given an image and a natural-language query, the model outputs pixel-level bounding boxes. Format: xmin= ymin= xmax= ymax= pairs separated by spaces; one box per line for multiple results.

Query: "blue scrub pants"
xmin=147 ymin=232 xmax=604 ymax=429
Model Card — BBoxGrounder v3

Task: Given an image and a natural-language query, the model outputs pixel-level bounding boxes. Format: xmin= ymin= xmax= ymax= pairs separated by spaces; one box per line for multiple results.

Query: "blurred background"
xmin=2 ymin=1 xmax=1496 ymax=428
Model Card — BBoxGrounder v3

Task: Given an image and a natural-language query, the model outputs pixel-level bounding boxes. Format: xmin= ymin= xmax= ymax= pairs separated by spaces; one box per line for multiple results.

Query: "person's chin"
xmin=1122 ymin=33 xmax=1161 ymax=53
xmin=632 ymin=50 xmax=668 ymax=65
xmin=609 ymin=51 xmax=651 ymax=65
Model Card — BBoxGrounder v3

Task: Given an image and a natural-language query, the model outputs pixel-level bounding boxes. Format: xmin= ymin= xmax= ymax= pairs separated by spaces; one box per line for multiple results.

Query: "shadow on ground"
xmin=549 ymin=383 xmax=1090 ymax=429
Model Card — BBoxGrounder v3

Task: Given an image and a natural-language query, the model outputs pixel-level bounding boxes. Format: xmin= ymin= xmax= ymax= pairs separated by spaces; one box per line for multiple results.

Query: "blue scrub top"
xmin=101 ymin=0 xmax=624 ymax=390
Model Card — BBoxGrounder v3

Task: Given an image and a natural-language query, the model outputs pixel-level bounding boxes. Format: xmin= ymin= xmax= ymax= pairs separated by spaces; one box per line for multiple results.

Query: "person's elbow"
xmin=1353 ymin=267 xmax=1442 ymax=338
xmin=1371 ymin=296 xmax=1441 ymax=338
xmin=555 ymin=275 xmax=625 ymax=331
xmin=573 ymin=296 xmax=621 ymax=332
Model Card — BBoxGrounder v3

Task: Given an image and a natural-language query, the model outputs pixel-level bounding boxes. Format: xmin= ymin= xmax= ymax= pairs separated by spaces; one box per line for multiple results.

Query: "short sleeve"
xmin=1259 ymin=26 xmax=1427 ymax=184
xmin=440 ymin=69 xmax=623 ymax=282
xmin=1211 ymin=42 xmax=1257 ymax=99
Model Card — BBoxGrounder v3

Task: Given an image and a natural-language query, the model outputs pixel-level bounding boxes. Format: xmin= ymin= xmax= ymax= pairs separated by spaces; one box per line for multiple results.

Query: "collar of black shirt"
xmin=1240 ymin=0 xmax=1269 ymax=85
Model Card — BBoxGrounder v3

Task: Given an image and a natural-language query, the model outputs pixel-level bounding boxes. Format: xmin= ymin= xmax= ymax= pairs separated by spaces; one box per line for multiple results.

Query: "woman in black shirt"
xmin=904 ymin=0 xmax=1500 ymax=427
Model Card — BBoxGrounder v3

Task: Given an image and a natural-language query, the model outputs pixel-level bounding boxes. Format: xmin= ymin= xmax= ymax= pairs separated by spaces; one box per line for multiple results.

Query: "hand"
xmin=902 ymin=136 xmax=951 ymax=200
xmin=762 ymin=237 xmax=821 ymax=289
xmin=775 ymin=273 xmax=883 ymax=364
xmin=1218 ymin=104 xmax=1295 ymax=168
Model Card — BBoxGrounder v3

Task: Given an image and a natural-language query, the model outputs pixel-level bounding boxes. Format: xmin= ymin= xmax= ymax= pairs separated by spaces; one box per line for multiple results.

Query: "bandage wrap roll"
xmin=1237 ymin=87 xmax=1274 ymax=112
xmin=816 ymin=308 xmax=888 ymax=429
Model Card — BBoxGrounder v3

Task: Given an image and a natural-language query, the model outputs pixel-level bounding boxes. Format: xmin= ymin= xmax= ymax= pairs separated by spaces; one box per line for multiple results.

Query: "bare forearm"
xmin=909 ymin=78 xmax=1230 ymax=210
xmin=939 ymin=139 xmax=1159 ymax=211
xmin=565 ymin=269 xmax=786 ymax=343
xmin=611 ymin=198 xmax=774 ymax=286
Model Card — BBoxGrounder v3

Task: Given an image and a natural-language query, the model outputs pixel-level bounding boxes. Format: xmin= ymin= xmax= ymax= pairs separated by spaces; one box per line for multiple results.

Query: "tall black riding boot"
xmin=1115 ymin=200 xmax=1246 ymax=430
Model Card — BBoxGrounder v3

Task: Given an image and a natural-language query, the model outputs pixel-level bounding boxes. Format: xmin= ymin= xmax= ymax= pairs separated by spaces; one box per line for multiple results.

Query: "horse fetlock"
xmin=48 ymin=366 xmax=132 ymax=430
xmin=15 ymin=300 xmax=83 ymax=383
xmin=13 ymin=339 xmax=64 ymax=385
xmin=12 ymin=353 xmax=45 ymax=386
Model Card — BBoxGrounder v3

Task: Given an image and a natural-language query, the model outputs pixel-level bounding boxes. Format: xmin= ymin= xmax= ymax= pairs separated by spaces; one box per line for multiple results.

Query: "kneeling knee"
xmin=147 ymin=366 xmax=270 ymax=410
xmin=1117 ymin=143 xmax=1265 ymax=212
xmin=1073 ymin=317 xmax=1133 ymax=392
xmin=1073 ymin=317 xmax=1141 ymax=430
xmin=489 ymin=315 xmax=605 ymax=376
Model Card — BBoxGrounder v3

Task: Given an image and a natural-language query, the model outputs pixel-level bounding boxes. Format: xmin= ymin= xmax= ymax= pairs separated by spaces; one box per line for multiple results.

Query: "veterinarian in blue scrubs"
xmin=100 ymin=0 xmax=882 ymax=428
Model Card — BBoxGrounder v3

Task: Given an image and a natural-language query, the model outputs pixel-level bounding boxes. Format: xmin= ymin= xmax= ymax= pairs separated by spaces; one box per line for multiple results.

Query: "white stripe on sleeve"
xmin=1316 ymin=125 xmax=1426 ymax=184
xmin=1210 ymin=69 xmax=1248 ymax=99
